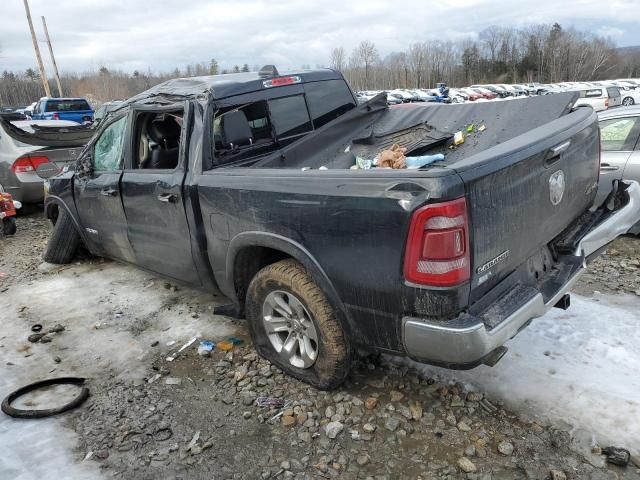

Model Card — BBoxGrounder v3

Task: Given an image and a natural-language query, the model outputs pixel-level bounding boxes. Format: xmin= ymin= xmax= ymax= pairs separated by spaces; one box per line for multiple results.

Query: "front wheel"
xmin=245 ymin=259 xmax=351 ymax=390
xmin=43 ymin=208 xmax=80 ymax=264
xmin=622 ymin=97 xmax=635 ymax=106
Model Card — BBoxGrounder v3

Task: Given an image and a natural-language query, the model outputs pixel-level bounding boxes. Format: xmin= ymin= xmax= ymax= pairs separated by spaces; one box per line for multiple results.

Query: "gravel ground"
xmin=573 ymin=236 xmax=640 ymax=297
xmin=1 ymin=211 xmax=640 ymax=480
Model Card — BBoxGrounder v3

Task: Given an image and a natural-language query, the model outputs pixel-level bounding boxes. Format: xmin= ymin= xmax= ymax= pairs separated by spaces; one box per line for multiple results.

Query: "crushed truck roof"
xmin=118 ymin=68 xmax=342 ymax=108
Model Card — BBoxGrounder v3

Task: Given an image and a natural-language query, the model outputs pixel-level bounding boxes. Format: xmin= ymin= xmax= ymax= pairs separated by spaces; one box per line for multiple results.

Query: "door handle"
xmin=157 ymin=193 xmax=177 ymax=203
xmin=100 ymin=188 xmax=117 ymax=196
xmin=599 ymin=163 xmax=619 ymax=171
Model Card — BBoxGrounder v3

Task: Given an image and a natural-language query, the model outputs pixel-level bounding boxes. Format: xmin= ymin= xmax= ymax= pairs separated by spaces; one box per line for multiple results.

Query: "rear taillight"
xmin=52 ymin=112 xmax=60 ymax=120
xmin=11 ymin=155 xmax=50 ymax=174
xmin=404 ymin=197 xmax=470 ymax=287
xmin=605 ymin=99 xmax=609 ymax=108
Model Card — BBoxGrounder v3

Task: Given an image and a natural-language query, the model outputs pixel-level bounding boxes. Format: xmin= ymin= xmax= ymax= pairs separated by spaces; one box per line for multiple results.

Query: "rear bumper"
xmin=4 ymin=172 xmax=44 ymax=203
xmin=403 ymin=180 xmax=640 ymax=367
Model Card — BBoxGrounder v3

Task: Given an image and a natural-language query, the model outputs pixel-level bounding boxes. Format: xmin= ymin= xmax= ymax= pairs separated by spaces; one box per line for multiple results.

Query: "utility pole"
xmin=41 ymin=16 xmax=63 ymax=97
xmin=23 ymin=0 xmax=51 ymax=97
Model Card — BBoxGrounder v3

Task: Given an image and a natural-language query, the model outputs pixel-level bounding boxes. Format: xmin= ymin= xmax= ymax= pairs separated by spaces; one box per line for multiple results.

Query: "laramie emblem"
xmin=477 ymin=250 xmax=511 ymax=274
xmin=549 ymin=170 xmax=566 ymax=206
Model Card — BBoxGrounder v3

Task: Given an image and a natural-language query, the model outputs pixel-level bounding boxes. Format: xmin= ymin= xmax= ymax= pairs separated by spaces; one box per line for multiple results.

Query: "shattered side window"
xmin=93 ymin=116 xmax=127 ymax=171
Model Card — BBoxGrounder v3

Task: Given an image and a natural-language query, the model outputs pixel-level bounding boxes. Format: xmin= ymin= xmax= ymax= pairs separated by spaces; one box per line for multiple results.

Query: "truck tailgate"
xmin=451 ymin=106 xmax=600 ymax=303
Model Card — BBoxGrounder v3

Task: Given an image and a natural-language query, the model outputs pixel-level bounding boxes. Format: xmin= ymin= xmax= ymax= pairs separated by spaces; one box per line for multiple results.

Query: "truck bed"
xmin=252 ymin=92 xmax=580 ymax=170
xmin=200 ymin=92 xmax=599 ymax=352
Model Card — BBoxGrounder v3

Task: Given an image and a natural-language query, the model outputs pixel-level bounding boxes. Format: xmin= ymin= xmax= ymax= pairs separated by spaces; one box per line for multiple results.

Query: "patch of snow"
xmin=0 ymin=415 xmax=100 ymax=480
xmin=406 ymin=294 xmax=640 ymax=456
xmin=0 ymin=262 xmax=238 ymax=479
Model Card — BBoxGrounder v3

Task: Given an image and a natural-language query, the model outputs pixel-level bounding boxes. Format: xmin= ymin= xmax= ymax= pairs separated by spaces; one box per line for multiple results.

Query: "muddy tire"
xmin=245 ymin=259 xmax=350 ymax=390
xmin=43 ymin=208 xmax=80 ymax=264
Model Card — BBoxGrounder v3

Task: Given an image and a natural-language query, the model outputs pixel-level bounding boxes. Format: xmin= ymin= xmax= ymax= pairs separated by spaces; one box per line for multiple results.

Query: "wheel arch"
xmin=226 ymin=232 xmax=353 ymax=334
xmin=45 ymin=196 xmax=88 ymax=245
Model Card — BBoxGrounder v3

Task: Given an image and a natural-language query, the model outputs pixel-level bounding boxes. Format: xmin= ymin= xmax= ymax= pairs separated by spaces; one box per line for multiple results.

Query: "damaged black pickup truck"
xmin=40 ymin=67 xmax=640 ymax=389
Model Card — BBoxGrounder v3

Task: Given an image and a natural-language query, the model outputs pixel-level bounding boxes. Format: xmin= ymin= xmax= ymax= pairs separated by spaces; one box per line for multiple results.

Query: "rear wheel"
xmin=43 ymin=208 xmax=80 ymax=264
xmin=245 ymin=259 xmax=350 ymax=390
xmin=623 ymin=97 xmax=635 ymax=106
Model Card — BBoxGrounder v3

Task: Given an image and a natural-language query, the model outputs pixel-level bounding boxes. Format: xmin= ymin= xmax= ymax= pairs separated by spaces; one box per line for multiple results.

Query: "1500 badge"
xmin=477 ymin=250 xmax=511 ymax=274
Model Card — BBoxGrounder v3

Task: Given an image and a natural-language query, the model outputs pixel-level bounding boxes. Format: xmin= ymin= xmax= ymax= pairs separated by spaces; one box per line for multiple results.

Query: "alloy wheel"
xmin=262 ymin=290 xmax=319 ymax=369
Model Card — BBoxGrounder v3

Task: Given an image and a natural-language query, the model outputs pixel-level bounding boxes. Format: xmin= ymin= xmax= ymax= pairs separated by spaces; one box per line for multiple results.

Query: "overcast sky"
xmin=1 ymin=0 xmax=639 ymax=74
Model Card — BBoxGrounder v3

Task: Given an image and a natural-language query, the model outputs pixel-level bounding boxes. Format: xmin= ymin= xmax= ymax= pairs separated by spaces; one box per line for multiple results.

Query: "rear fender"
xmin=226 ymin=231 xmax=353 ymax=335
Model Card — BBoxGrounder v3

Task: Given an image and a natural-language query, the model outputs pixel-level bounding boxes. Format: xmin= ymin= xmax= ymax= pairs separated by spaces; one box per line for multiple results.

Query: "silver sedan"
xmin=597 ymin=106 xmax=640 ymax=233
xmin=0 ymin=120 xmax=83 ymax=203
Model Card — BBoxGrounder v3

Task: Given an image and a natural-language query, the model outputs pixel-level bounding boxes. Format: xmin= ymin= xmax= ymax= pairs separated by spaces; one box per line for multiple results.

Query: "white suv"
xmin=573 ymin=87 xmax=622 ymax=112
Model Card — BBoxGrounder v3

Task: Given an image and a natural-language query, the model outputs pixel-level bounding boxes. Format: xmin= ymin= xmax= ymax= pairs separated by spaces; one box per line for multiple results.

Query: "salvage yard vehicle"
xmin=39 ymin=67 xmax=640 ymax=390
xmin=619 ymin=87 xmax=640 ymax=106
xmin=572 ymin=87 xmax=622 ymax=112
xmin=31 ymin=97 xmax=94 ymax=123
xmin=0 ymin=118 xmax=93 ymax=203
xmin=596 ymin=106 xmax=640 ymax=234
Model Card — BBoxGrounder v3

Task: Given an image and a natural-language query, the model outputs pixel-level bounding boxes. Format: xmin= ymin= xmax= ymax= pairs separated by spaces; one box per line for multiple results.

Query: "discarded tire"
xmin=43 ymin=208 xmax=80 ymax=264
xmin=1 ymin=377 xmax=89 ymax=419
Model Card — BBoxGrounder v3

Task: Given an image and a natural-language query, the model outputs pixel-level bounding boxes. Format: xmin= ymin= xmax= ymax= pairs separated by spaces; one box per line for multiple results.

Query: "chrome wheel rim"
xmin=623 ymin=97 xmax=633 ymax=106
xmin=262 ymin=290 xmax=319 ymax=369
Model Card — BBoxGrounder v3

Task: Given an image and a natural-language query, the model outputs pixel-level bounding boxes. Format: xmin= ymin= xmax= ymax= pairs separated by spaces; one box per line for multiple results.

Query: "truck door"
xmin=74 ymin=113 xmax=135 ymax=262
xmin=120 ymin=105 xmax=200 ymax=285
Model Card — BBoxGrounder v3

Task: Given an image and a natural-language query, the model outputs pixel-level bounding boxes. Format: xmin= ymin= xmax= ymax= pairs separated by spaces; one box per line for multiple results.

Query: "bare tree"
xmin=330 ymin=47 xmax=346 ymax=71
xmin=351 ymin=41 xmax=379 ymax=88
xmin=479 ymin=26 xmax=502 ymax=64
xmin=408 ymin=43 xmax=427 ymax=88
xmin=588 ymin=37 xmax=616 ymax=78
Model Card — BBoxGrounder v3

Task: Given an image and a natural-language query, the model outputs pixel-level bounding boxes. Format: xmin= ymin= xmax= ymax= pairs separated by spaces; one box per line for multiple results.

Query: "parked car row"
xmin=356 ymin=77 xmax=640 ymax=111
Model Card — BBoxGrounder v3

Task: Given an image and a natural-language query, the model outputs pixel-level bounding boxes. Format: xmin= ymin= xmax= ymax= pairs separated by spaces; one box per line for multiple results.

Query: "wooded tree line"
xmin=1 ymin=22 xmax=640 ymax=107
xmin=334 ymin=23 xmax=640 ymax=91
xmin=0 ymin=58 xmax=252 ymax=106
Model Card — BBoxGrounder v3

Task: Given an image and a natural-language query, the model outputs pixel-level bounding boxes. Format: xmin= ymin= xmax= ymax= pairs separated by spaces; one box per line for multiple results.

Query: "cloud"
xmin=1 ymin=0 xmax=639 ymax=74
xmin=597 ymin=26 xmax=625 ymax=39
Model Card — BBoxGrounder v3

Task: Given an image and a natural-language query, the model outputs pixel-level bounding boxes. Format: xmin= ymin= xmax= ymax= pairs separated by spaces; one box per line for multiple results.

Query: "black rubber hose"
xmin=1 ymin=377 xmax=89 ymax=419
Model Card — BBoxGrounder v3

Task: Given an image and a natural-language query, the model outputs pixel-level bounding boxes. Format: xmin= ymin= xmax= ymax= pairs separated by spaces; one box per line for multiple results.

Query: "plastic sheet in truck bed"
xmin=256 ymin=91 xmax=580 ymax=170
